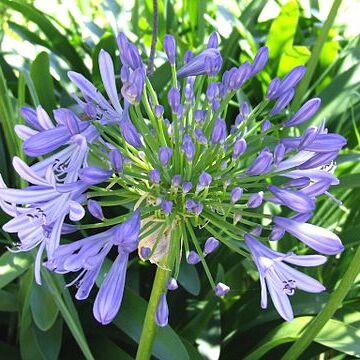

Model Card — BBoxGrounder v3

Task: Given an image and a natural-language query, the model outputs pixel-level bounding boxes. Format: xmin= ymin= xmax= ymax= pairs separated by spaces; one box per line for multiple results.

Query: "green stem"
xmin=281 ymin=244 xmax=360 ymax=360
xmin=135 ymin=224 xmax=178 ymax=360
xmin=291 ymin=0 xmax=343 ymax=111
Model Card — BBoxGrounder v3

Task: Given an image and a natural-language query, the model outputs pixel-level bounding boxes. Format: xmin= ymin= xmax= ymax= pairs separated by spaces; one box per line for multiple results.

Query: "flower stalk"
xmin=135 ymin=224 xmax=179 ymax=360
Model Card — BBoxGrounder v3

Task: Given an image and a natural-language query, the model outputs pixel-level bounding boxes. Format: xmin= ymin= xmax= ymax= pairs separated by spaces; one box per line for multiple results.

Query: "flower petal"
xmin=12 ymin=157 xmax=49 ymax=186
xmin=93 ymin=253 xmax=129 ymax=325
xmin=99 ymin=49 xmax=122 ymax=113
xmin=69 ymin=201 xmax=85 ymax=221
xmin=273 ymin=216 xmax=344 ymax=255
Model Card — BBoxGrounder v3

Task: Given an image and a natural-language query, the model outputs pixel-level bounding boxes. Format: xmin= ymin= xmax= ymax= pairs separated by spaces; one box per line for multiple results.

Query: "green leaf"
xmin=178 ymin=259 xmax=200 ymax=296
xmin=0 ymin=66 xmax=23 ymax=160
xmin=30 ymin=282 xmax=59 ymax=331
xmin=291 ymin=0 xmax=344 ymax=110
xmin=0 ymin=341 xmax=20 ymax=359
xmin=337 ymin=173 xmax=360 ymax=188
xmin=277 ymin=46 xmax=311 ymax=77
xmin=0 ymin=0 xmax=89 ymax=77
xmin=113 ymin=287 xmax=189 ymax=360
xmin=91 ymin=336 xmax=133 ymax=360
xmin=20 ymin=320 xmax=44 ymax=360
xmin=0 ymin=251 xmax=32 ymax=289
xmin=266 ymin=1 xmax=299 ymax=69
xmin=33 ymin=317 xmax=63 ymax=360
xmin=42 ymin=271 xmax=95 ymax=360
xmin=244 ymin=317 xmax=360 ymax=360
xmin=30 ymin=52 xmax=57 ymax=114
xmin=0 ymin=289 xmax=18 ymax=311
xmin=312 ymin=64 xmax=360 ymax=126
xmin=8 ymin=21 xmax=51 ymax=48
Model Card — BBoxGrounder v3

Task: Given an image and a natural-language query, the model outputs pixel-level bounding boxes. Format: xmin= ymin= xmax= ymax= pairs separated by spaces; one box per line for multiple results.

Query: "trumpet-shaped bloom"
xmin=245 ymin=234 xmax=326 ymax=321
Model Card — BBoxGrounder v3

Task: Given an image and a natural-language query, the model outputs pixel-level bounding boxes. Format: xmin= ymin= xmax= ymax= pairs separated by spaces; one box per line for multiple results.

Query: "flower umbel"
xmin=0 ymin=31 xmax=346 ymax=326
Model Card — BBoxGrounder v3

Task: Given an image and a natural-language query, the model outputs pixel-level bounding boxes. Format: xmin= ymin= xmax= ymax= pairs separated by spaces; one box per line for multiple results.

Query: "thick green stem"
xmin=135 ymin=225 xmax=178 ymax=360
xmin=281 ymin=244 xmax=360 ymax=359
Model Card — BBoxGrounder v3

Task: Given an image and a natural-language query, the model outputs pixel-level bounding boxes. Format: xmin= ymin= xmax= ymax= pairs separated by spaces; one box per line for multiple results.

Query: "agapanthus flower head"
xmin=1 ymin=30 xmax=346 ymax=328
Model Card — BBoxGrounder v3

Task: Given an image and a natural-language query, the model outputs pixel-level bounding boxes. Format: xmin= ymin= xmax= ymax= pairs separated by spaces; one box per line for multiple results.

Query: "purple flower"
xmin=177 ymin=48 xmax=222 ymax=78
xmin=240 ymin=102 xmax=250 ymax=119
xmin=140 ymin=246 xmax=151 ymax=259
xmin=245 ymin=234 xmax=326 ymax=321
xmin=171 ymin=175 xmax=182 ymax=187
xmin=48 ymin=213 xmax=140 ymax=325
xmin=232 ymin=138 xmax=247 ymax=160
xmin=22 ymin=108 xmax=87 ymax=157
xmin=247 ymin=191 xmax=264 ymax=208
xmin=182 ymin=181 xmax=192 ymax=193
xmin=194 ymin=128 xmax=207 ymax=145
xmin=163 ymin=34 xmax=176 ymax=64
xmin=214 ymin=282 xmax=230 ymax=297
xmin=117 ymin=32 xmax=143 ymax=70
xmin=194 ymin=110 xmax=207 ymax=124
xmin=109 ymin=149 xmax=123 ymax=173
xmin=184 ymin=77 xmax=195 ymax=102
xmin=277 ymin=66 xmax=306 ymax=96
xmin=299 ymin=152 xmax=339 ymax=170
xmin=119 ymin=108 xmax=143 ymax=148
xmin=284 ymin=98 xmax=321 ymax=127
xmin=184 ymin=50 xmax=193 ymax=63
xmin=0 ymin=157 xmax=91 ymax=284
xmin=266 ymin=77 xmax=281 ymax=100
xmin=269 ymin=226 xmax=285 ymax=241
xmin=298 ymin=127 xmax=318 ymax=150
xmin=87 ymin=199 xmax=104 ymax=220
xmin=182 ymin=134 xmax=195 ymax=161
xmin=168 ymin=87 xmax=181 ymax=113
xmin=113 ymin=211 xmax=141 ymax=250
xmin=159 ymin=146 xmax=172 ymax=165
xmin=79 ymin=166 xmax=112 ymax=185
xmin=207 ymin=32 xmax=219 ymax=49
xmin=149 ymin=169 xmax=161 ymax=184
xmin=154 ymin=105 xmax=164 ymax=118
xmin=211 ymin=118 xmax=227 ymax=144
xmin=230 ymin=187 xmax=243 ymax=203
xmin=167 ymin=278 xmax=178 ymax=291
xmin=268 ymin=185 xmax=315 ymax=213
xmin=274 ymin=143 xmax=285 ymax=165
xmin=300 ymin=179 xmax=332 ymax=197
xmin=273 ymin=216 xmax=344 ymax=255
xmin=99 ymin=49 xmax=122 ymax=113
xmin=261 ymin=119 xmax=272 ymax=132
xmin=247 ymin=149 xmax=273 ymax=176
xmin=68 ymin=71 xmax=121 ymax=122
xmin=270 ymin=88 xmax=295 ymax=116
xmin=155 ymin=294 xmax=169 ymax=327
xmin=250 ymin=46 xmax=269 ymax=76
xmin=206 ymin=83 xmax=219 ymax=102
xmin=204 ymin=237 xmax=220 ymax=255
xmin=285 ymin=177 xmax=311 ymax=189
xmin=121 ymin=67 xmax=145 ymax=104
xmin=187 ymin=250 xmax=201 ymax=265
xmin=161 ymin=199 xmax=173 ymax=215
xmin=197 ymin=171 xmax=212 ymax=191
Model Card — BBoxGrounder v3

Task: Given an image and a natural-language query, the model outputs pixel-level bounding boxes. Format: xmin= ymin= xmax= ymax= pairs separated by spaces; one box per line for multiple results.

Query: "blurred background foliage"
xmin=0 ymin=0 xmax=359 ymax=359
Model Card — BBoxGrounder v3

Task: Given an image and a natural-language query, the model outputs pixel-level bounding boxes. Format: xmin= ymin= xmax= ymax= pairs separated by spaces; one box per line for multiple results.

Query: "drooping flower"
xmin=245 ymin=234 xmax=326 ymax=321
xmin=47 ymin=211 xmax=140 ymax=325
